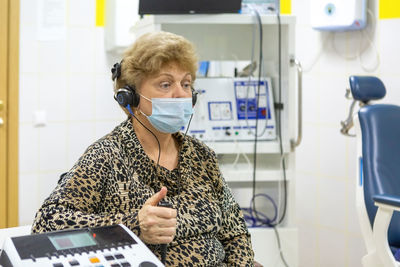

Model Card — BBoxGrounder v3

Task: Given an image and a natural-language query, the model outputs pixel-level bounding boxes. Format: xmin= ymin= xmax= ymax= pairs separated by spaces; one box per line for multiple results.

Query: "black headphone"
xmin=112 ymin=62 xmax=198 ymax=108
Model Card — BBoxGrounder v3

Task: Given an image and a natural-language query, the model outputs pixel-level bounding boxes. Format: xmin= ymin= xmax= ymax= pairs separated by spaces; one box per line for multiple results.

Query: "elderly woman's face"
xmin=138 ymin=63 xmax=193 ymax=116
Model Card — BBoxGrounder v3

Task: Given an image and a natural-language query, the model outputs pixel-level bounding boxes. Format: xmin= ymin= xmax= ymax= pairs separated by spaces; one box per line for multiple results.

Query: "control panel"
xmin=186 ymin=77 xmax=276 ymax=142
xmin=0 ymin=224 xmax=163 ymax=267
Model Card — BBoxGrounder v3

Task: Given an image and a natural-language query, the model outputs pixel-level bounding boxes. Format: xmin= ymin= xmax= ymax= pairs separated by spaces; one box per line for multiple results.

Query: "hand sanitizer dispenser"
xmin=310 ymin=0 xmax=367 ymax=31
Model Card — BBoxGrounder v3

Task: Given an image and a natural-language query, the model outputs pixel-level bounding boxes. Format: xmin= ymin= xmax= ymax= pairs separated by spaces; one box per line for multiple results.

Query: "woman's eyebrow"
xmin=156 ymin=72 xmax=191 ymax=79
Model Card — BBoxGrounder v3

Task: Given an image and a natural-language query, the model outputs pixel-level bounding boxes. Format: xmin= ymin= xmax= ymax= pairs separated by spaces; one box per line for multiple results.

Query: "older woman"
xmin=32 ymin=31 xmax=255 ymax=266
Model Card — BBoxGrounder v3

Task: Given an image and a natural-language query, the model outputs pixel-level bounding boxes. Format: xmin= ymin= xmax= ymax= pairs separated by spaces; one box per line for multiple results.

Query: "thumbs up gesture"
xmin=138 ymin=187 xmax=177 ymax=244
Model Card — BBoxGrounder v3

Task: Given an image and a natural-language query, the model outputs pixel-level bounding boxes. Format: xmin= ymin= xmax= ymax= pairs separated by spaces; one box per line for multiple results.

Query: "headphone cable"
xmin=127 ymin=105 xmax=195 ymax=265
xmin=126 ymin=105 xmax=161 ymax=166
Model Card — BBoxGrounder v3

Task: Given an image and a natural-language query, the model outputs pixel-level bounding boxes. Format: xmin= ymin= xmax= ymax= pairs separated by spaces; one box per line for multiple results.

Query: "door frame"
xmin=0 ymin=0 xmax=19 ymax=228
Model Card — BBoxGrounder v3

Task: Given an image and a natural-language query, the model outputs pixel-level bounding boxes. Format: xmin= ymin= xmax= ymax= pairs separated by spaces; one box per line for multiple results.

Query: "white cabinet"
xmin=131 ymin=14 xmax=298 ymax=267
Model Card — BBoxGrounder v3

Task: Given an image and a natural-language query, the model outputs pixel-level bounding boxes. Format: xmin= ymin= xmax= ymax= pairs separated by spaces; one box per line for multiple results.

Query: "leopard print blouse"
xmin=32 ymin=118 xmax=254 ymax=266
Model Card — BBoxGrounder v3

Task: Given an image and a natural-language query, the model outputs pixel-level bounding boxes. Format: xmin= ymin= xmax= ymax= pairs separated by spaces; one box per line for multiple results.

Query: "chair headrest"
xmin=349 ymin=76 xmax=386 ymax=102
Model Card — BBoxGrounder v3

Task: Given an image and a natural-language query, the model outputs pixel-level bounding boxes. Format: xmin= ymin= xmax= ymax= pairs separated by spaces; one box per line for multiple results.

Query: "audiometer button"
xmin=104 ymin=254 xmax=114 ymax=261
xmin=53 ymin=263 xmax=64 ymax=267
xmin=69 ymin=259 xmax=80 ymax=266
xmin=89 ymin=256 xmax=100 ymax=263
xmin=114 ymin=253 xmax=125 ymax=259
xmin=138 ymin=261 xmax=157 ymax=267
xmin=121 ymin=262 xmax=131 ymax=267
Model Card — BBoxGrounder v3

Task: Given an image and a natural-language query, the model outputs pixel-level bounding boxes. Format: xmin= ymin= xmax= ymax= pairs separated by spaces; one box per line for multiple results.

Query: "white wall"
xmin=18 ymin=0 xmax=125 ymax=225
xmin=17 ymin=0 xmax=400 ymax=266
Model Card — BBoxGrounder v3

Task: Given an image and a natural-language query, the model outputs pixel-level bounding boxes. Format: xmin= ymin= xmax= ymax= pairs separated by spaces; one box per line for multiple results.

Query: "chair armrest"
xmin=372 ymin=194 xmax=400 ymax=266
xmin=373 ymin=194 xmax=400 ymax=212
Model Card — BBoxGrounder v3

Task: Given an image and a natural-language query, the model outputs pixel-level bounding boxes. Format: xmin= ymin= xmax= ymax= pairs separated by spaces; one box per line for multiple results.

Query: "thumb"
xmin=145 ymin=186 xmax=168 ymax=206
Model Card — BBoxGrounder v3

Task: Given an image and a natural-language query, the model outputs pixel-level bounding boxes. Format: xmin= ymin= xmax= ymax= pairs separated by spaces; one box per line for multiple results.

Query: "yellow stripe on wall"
xmin=281 ymin=0 xmax=291 ymax=14
xmin=379 ymin=0 xmax=400 ymax=19
xmin=96 ymin=0 xmax=105 ymax=27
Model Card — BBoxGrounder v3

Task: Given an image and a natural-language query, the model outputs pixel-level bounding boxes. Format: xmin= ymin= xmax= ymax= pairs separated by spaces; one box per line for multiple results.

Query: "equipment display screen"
xmin=48 ymin=231 xmax=97 ymax=250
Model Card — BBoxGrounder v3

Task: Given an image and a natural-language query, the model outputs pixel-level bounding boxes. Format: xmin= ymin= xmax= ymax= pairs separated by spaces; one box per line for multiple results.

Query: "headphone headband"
xmin=111 ymin=62 xmax=122 ymax=81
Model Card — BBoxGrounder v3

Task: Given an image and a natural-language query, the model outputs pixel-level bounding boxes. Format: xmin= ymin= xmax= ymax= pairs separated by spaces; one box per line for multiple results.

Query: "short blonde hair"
xmin=115 ymin=31 xmax=198 ymax=93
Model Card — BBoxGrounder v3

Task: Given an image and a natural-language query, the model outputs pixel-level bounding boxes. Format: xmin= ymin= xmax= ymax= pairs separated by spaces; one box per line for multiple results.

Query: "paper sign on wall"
xmin=37 ymin=0 xmax=67 ymax=41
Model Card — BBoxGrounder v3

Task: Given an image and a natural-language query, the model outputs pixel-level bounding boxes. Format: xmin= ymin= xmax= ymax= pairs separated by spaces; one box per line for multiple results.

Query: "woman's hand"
xmin=138 ymin=187 xmax=177 ymax=244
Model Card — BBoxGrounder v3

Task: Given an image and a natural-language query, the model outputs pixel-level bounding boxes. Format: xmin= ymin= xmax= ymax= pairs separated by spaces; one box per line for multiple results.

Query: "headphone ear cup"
xmin=115 ymin=89 xmax=133 ymax=107
xmin=129 ymin=85 xmax=140 ymax=108
xmin=114 ymin=85 xmax=140 ymax=108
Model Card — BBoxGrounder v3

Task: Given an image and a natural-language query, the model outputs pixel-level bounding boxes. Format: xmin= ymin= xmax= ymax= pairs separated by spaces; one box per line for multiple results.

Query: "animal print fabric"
xmin=32 ymin=118 xmax=254 ymax=266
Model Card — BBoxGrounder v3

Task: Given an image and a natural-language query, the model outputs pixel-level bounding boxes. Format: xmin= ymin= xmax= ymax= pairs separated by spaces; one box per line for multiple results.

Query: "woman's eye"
xmin=182 ymin=82 xmax=192 ymax=89
xmin=160 ymin=82 xmax=170 ymax=89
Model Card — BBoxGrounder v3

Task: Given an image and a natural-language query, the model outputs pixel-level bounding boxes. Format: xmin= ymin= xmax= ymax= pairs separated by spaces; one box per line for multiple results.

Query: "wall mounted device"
xmin=310 ymin=0 xmax=367 ymax=31
xmin=0 ymin=224 xmax=163 ymax=267
xmin=186 ymin=77 xmax=276 ymax=142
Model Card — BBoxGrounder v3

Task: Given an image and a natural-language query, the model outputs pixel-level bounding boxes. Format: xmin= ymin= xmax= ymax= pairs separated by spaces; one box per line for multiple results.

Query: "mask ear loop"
xmin=136 ymin=94 xmax=151 ymax=117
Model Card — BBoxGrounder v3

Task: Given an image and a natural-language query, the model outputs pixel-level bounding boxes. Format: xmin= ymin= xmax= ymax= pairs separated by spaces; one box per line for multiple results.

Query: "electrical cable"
xmin=231 ymin=139 xmax=252 ymax=170
xmin=244 ymin=7 xmax=258 ymax=135
xmin=246 ymin=10 xmax=290 ymax=266
xmin=302 ymin=33 xmax=331 ymax=73
xmin=242 ymin=193 xmax=278 ymax=227
xmin=243 ymin=4 xmax=269 ymax=138
xmin=248 ymin=6 xmax=270 ymax=227
xmin=119 ymin=67 xmax=197 ymax=265
xmin=331 ymin=8 xmax=380 ymax=72
xmin=241 ymin=6 xmax=290 ymax=267
xmin=302 ymin=9 xmax=379 ymax=73
xmin=126 ymin=105 xmax=167 ymax=264
xmin=274 ymin=7 xmax=288 ymax=227
xmin=127 ymin=104 xmax=161 ymax=165
xmin=273 ymin=225 xmax=290 ymax=267
xmin=246 ymin=5 xmax=288 ymax=228
xmin=273 ymin=9 xmax=290 ymax=267
xmin=127 ymin=105 xmax=194 ymax=265
xmin=359 ymin=9 xmax=380 ymax=72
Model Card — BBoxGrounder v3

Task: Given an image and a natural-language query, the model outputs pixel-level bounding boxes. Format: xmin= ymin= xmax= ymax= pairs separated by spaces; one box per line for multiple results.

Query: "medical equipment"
xmin=311 ymin=0 xmax=367 ymax=31
xmin=0 ymin=224 xmax=163 ymax=267
xmin=188 ymin=77 xmax=276 ymax=142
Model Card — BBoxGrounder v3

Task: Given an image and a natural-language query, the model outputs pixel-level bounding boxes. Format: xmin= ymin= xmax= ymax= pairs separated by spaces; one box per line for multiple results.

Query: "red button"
xmin=261 ymin=109 xmax=266 ymax=116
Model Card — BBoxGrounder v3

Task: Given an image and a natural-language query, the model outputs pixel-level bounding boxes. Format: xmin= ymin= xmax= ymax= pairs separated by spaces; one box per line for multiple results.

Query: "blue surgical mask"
xmin=140 ymin=95 xmax=193 ymax=133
